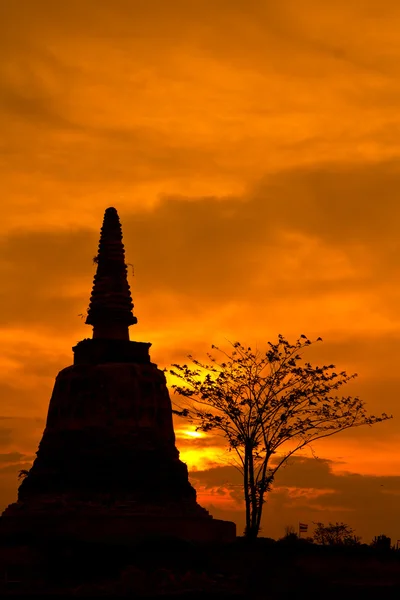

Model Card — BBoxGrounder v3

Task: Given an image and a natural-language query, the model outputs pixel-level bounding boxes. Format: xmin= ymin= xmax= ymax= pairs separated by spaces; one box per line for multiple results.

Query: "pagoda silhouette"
xmin=1 ymin=208 xmax=235 ymax=543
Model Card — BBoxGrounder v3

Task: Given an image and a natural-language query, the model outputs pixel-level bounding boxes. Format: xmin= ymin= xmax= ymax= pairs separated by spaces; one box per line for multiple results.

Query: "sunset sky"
xmin=1 ymin=0 xmax=400 ymax=542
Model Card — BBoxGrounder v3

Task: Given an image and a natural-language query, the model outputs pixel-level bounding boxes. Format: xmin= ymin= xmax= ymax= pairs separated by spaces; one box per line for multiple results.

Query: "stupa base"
xmin=0 ymin=512 xmax=236 ymax=544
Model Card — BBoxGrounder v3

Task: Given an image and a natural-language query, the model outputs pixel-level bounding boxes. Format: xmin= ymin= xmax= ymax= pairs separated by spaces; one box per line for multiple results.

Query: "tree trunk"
xmin=247 ymin=447 xmax=260 ymax=539
xmin=255 ymin=456 xmax=271 ymax=533
xmin=244 ymin=449 xmax=251 ymax=536
xmin=255 ymin=491 xmax=264 ymax=533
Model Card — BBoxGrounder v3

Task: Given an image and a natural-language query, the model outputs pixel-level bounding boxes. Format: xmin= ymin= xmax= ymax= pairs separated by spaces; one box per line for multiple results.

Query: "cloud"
xmin=0 ymin=417 xmax=44 ymax=452
xmin=189 ymin=456 xmax=400 ymax=541
xmin=0 ymin=227 xmax=97 ymax=332
xmin=0 ymin=427 xmax=12 ymax=448
xmin=0 ymin=462 xmax=33 ymax=475
xmin=2 ymin=0 xmax=400 ymax=229
xmin=2 ymin=159 xmax=400 ymax=328
xmin=0 ymin=163 xmax=398 ymax=459
xmin=0 ymin=452 xmax=27 ymax=465
xmin=0 ymin=448 xmax=36 ymax=513
xmin=1 ymin=160 xmax=399 ymax=439
xmin=1 ymin=0 xmax=400 ymax=543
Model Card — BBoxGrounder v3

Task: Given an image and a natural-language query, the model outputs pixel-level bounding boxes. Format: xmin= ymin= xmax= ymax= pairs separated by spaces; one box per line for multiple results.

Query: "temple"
xmin=0 ymin=208 xmax=235 ymax=543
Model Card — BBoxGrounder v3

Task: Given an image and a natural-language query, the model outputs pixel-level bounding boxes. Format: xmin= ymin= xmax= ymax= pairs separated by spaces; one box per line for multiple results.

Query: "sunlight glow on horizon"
xmin=182 ymin=429 xmax=204 ymax=438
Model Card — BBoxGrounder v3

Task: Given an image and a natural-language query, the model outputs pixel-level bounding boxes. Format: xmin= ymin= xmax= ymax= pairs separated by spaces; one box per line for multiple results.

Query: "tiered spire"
xmin=86 ymin=207 xmax=137 ymax=340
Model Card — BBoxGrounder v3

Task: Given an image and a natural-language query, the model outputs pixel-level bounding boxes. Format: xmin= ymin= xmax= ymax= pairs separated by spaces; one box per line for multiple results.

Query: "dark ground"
xmin=1 ymin=536 xmax=400 ymax=598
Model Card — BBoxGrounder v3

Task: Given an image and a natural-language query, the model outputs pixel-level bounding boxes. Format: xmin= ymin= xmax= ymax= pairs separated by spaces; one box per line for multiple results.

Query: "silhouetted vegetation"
xmin=2 ymin=534 xmax=400 ymax=597
xmin=313 ymin=522 xmax=361 ymax=546
xmin=371 ymin=534 xmax=392 ymax=551
xmin=171 ymin=335 xmax=391 ymax=539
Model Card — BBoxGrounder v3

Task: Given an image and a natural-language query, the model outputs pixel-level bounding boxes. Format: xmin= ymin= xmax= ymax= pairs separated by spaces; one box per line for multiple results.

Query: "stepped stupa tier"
xmin=0 ymin=207 xmax=235 ymax=543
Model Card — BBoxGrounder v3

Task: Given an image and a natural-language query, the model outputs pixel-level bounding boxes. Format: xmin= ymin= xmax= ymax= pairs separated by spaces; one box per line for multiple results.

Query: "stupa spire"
xmin=86 ymin=207 xmax=137 ymax=340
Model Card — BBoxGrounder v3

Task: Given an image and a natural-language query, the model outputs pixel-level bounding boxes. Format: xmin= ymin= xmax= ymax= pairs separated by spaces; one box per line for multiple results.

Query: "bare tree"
xmin=170 ymin=335 xmax=391 ymax=539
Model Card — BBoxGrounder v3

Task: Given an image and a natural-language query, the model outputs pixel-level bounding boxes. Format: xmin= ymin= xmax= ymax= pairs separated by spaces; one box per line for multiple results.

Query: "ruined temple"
xmin=1 ymin=208 xmax=235 ymax=543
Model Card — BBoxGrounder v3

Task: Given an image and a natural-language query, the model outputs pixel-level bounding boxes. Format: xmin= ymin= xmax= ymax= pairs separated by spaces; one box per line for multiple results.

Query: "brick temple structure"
xmin=1 ymin=208 xmax=235 ymax=543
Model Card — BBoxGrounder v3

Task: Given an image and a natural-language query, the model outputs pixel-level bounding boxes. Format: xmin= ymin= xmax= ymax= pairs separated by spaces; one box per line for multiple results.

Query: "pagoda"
xmin=1 ymin=208 xmax=235 ymax=543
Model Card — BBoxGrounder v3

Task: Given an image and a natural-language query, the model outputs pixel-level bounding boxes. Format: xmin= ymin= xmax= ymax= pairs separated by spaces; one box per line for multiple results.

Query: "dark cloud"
xmin=191 ymin=465 xmax=243 ymax=488
xmin=0 ymin=419 xmax=42 ymax=512
xmin=0 ymin=161 xmax=373 ymax=328
xmin=0 ymin=417 xmax=44 ymax=451
xmin=118 ymin=161 xmax=400 ymax=315
xmin=1 ymin=160 xmax=399 ymax=423
xmin=0 ymin=461 xmax=33 ymax=475
xmin=190 ymin=456 xmax=400 ymax=541
xmin=2 ymin=160 xmax=400 ymax=331
xmin=0 ymin=452 xmax=26 ymax=465
xmin=0 ymin=449 xmax=36 ymax=512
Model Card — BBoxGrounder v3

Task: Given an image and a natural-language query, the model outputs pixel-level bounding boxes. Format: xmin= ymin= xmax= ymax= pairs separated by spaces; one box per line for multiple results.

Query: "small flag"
xmin=299 ymin=522 xmax=308 ymax=533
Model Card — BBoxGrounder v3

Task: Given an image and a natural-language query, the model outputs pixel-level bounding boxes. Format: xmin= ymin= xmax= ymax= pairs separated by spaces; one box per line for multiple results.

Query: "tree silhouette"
xmin=313 ymin=522 xmax=361 ymax=546
xmin=170 ymin=335 xmax=392 ymax=539
xmin=371 ymin=534 xmax=391 ymax=550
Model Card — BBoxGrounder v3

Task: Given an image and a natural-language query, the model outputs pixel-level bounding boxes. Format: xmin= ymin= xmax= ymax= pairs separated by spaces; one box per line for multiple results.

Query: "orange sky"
xmin=1 ymin=0 xmax=400 ymax=543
